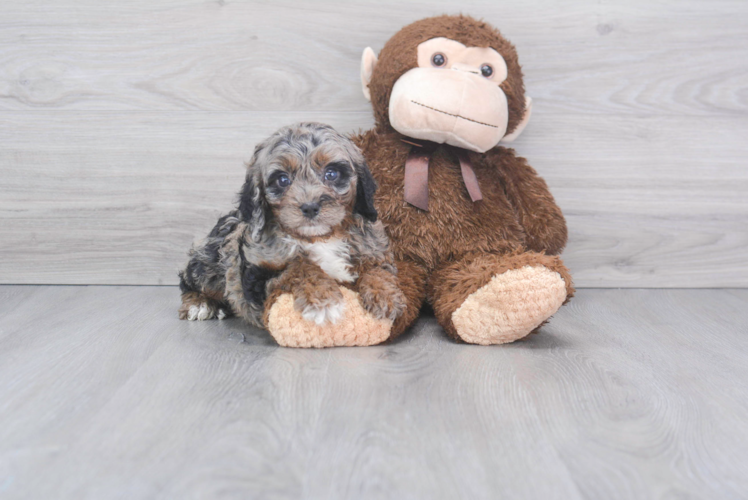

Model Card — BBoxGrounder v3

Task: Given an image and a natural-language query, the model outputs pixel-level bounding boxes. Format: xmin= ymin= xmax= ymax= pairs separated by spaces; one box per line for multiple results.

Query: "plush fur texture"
xmin=352 ymin=15 xmax=574 ymax=344
xmin=178 ymin=123 xmax=405 ymax=344
xmin=451 ymin=266 xmax=567 ymax=345
xmin=267 ymin=287 xmax=393 ymax=348
xmin=428 ymin=251 xmax=574 ymax=341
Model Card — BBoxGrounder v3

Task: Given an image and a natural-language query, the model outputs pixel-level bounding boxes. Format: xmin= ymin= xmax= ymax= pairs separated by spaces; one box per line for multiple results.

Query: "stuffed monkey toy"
xmin=267 ymin=14 xmax=574 ymax=346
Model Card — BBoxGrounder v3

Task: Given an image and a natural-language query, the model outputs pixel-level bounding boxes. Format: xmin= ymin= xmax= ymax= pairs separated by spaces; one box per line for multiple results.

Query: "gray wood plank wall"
xmin=1 ymin=1 xmax=746 ymax=286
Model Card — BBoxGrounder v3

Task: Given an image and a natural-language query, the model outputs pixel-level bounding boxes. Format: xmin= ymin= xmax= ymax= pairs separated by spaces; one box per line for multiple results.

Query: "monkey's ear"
xmin=501 ymin=96 xmax=533 ymax=143
xmin=360 ymin=47 xmax=378 ymax=101
xmin=353 ymin=159 xmax=378 ymax=222
xmin=238 ymin=155 xmax=269 ymax=242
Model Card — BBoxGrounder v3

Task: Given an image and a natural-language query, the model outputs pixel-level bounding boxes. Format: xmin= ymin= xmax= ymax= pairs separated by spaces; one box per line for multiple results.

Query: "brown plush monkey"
xmin=354 ymin=14 xmax=574 ymax=345
xmin=267 ymin=14 xmax=574 ymax=346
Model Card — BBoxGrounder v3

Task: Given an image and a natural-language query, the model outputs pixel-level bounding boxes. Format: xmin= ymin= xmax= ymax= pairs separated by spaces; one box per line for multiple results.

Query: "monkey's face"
xmin=361 ymin=16 xmax=533 ymax=152
xmin=388 ymin=37 xmax=511 ymax=153
xmin=264 ymin=147 xmax=356 ymax=238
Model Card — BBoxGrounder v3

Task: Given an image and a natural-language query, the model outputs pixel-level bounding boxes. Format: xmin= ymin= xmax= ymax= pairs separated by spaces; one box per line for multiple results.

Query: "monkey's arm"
xmin=493 ymin=152 xmax=568 ymax=255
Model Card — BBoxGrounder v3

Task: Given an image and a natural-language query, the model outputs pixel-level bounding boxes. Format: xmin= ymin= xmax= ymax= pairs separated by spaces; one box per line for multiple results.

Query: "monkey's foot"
xmin=451 ymin=265 xmax=567 ymax=345
xmin=266 ymin=287 xmax=392 ymax=348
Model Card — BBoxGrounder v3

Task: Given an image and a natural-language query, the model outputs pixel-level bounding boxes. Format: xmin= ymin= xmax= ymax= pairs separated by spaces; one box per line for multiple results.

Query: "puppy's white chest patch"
xmin=302 ymin=238 xmax=357 ymax=283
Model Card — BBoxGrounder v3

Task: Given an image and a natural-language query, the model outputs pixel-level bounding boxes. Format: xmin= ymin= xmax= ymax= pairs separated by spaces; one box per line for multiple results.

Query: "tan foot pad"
xmin=267 ymin=287 xmax=393 ymax=348
xmin=452 ymin=265 xmax=567 ymax=345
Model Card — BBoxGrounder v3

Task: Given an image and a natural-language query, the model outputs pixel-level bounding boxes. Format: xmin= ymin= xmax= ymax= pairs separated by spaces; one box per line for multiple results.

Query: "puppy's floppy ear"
xmin=353 ymin=159 xmax=378 ymax=222
xmin=238 ymin=145 xmax=269 ymax=242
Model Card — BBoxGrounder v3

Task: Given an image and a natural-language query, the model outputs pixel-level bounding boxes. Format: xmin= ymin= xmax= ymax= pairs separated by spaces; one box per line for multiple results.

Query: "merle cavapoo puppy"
xmin=179 ymin=122 xmax=405 ymax=329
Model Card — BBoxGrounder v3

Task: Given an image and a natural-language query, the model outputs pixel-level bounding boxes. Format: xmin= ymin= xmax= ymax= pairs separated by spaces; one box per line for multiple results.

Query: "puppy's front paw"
xmin=301 ymin=300 xmax=345 ymax=325
xmin=358 ymin=272 xmax=406 ymax=321
xmin=293 ymin=278 xmax=345 ymax=325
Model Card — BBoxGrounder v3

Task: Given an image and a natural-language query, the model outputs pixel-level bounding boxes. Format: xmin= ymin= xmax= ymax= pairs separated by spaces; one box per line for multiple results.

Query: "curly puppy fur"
xmin=179 ymin=122 xmax=405 ymax=329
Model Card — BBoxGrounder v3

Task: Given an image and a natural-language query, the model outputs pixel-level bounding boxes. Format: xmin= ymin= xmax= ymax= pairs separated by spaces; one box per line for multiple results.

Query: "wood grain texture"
xmin=1 ymin=111 xmax=746 ymax=286
xmin=0 ymin=0 xmax=745 ymax=115
xmin=0 ymin=0 xmax=747 ymax=286
xmin=1 ymin=286 xmax=747 ymax=499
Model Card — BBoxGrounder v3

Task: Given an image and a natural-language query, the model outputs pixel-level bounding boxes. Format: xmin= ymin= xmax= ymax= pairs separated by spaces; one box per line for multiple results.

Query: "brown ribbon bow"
xmin=403 ymin=140 xmax=483 ymax=211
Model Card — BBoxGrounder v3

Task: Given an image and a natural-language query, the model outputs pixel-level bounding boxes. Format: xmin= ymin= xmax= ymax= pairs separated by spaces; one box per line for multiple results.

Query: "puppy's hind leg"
xmin=179 ymin=271 xmax=233 ymax=321
xmin=178 ymin=213 xmax=240 ymax=321
xmin=179 ymin=291 xmax=229 ymax=321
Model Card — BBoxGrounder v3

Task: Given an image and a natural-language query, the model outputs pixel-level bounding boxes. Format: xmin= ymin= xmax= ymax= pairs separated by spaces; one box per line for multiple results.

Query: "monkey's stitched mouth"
xmin=410 ymin=100 xmax=499 ymax=128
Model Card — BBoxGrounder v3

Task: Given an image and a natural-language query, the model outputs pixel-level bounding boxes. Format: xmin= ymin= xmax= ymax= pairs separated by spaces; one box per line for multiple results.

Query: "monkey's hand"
xmin=357 ymin=268 xmax=406 ymax=322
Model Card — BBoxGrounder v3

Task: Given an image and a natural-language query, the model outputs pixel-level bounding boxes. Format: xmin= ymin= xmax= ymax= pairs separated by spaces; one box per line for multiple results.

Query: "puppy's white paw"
xmin=198 ymin=303 xmax=212 ymax=320
xmin=323 ymin=301 xmax=345 ymax=324
xmin=302 ymin=301 xmax=346 ymax=325
xmin=187 ymin=303 xmax=216 ymax=321
xmin=187 ymin=305 xmax=200 ymax=321
xmin=217 ymin=309 xmax=227 ymax=320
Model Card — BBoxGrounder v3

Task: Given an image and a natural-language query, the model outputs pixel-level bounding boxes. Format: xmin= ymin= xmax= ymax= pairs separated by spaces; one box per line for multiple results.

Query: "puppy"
xmin=178 ymin=122 xmax=405 ymax=329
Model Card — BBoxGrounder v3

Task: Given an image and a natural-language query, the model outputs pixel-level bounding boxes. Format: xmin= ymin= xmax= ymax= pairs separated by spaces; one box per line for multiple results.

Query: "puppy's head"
xmin=239 ymin=122 xmax=377 ymax=241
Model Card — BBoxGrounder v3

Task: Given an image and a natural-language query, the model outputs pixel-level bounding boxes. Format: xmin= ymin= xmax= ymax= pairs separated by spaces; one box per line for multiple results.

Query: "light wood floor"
xmin=1 ymin=286 xmax=746 ymax=499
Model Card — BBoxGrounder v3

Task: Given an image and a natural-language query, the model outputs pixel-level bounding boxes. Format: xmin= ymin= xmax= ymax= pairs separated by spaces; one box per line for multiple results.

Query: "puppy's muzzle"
xmin=300 ymin=202 xmax=321 ymax=219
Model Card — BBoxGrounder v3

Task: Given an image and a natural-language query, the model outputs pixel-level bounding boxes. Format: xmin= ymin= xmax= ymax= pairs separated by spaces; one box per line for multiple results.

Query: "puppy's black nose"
xmin=300 ymin=202 xmax=320 ymax=219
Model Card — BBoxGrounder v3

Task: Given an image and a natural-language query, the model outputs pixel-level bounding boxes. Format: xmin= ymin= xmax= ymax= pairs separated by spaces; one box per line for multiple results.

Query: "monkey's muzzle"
xmin=388 ymin=67 xmax=509 ymax=153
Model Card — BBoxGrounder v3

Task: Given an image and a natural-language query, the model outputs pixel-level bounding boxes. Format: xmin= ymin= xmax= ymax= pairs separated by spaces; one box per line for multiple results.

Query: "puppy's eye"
xmin=432 ymin=53 xmax=446 ymax=67
xmin=480 ymin=64 xmax=493 ymax=78
xmin=275 ymin=173 xmax=291 ymax=188
xmin=322 ymin=162 xmax=351 ymax=186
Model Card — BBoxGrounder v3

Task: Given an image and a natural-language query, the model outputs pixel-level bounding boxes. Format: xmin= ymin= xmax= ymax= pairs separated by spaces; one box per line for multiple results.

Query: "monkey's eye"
xmin=324 ymin=168 xmax=339 ymax=182
xmin=273 ymin=173 xmax=291 ymax=188
xmin=431 ymin=53 xmax=446 ymax=67
xmin=480 ymin=64 xmax=494 ymax=78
